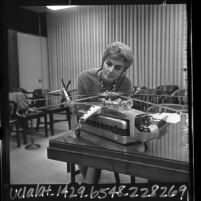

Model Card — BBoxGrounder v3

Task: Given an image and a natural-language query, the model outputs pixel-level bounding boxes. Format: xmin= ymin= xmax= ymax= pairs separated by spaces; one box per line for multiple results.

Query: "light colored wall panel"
xmin=17 ymin=32 xmax=49 ymax=91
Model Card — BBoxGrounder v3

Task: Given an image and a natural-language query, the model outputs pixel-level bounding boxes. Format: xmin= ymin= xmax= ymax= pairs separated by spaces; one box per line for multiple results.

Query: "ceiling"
xmin=21 ymin=1 xmax=187 ymax=13
xmin=21 ymin=6 xmax=50 ymax=13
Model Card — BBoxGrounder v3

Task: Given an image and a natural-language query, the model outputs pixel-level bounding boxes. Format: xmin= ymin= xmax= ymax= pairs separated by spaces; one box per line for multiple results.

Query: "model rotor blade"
xmin=118 ymin=95 xmax=186 ymax=113
xmin=48 ymin=89 xmax=63 ymax=94
xmin=74 ymin=95 xmax=101 ymax=102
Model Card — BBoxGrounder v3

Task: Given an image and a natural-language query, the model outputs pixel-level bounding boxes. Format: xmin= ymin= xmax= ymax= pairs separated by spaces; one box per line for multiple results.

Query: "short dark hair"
xmin=101 ymin=42 xmax=133 ymax=70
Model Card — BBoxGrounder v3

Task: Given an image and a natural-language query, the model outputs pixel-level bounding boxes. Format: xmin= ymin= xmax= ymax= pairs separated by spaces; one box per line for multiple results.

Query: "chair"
xmin=171 ymin=89 xmax=188 ymax=105
xmin=50 ymin=79 xmax=73 ymax=133
xmin=156 ymin=85 xmax=179 ymax=103
xmin=9 ymin=91 xmax=48 ymax=146
xmin=9 ymin=91 xmax=30 ymax=111
xmin=32 ymin=89 xmax=48 ymax=107
xmin=9 ymin=91 xmax=33 ymax=147
xmin=132 ymin=89 xmax=160 ymax=111
xmin=9 ymin=101 xmax=21 ymax=147
xmin=52 ymin=80 xmax=72 ymax=120
xmin=42 ymin=105 xmax=72 ymax=136
xmin=31 ymin=89 xmax=50 ymax=132
xmin=156 ymin=85 xmax=179 ymax=95
xmin=10 ymin=88 xmax=34 ymax=106
xmin=133 ymin=86 xmax=147 ymax=94
xmin=17 ymin=108 xmax=48 ymax=147
xmin=34 ymin=85 xmax=72 ymax=136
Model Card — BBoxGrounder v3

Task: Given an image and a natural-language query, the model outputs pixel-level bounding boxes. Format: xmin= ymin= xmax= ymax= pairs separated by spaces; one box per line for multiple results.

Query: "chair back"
xmin=9 ymin=101 xmax=18 ymax=120
xmin=133 ymin=86 xmax=147 ymax=94
xmin=156 ymin=85 xmax=179 ymax=95
xmin=132 ymin=89 xmax=160 ymax=111
xmin=9 ymin=92 xmax=29 ymax=110
xmin=172 ymin=89 xmax=187 ymax=96
xmin=135 ymin=88 xmax=159 ymax=95
xmin=171 ymin=89 xmax=188 ymax=105
xmin=11 ymin=88 xmax=32 ymax=94
xmin=155 ymin=85 xmax=179 ymax=103
xmin=33 ymin=89 xmax=50 ymax=107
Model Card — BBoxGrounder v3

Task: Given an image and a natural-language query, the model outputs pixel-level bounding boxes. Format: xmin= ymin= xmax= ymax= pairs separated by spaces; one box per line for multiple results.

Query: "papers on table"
xmin=150 ymin=112 xmax=181 ymax=124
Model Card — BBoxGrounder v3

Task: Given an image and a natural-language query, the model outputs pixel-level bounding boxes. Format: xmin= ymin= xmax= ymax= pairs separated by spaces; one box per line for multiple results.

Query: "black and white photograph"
xmin=1 ymin=0 xmax=193 ymax=200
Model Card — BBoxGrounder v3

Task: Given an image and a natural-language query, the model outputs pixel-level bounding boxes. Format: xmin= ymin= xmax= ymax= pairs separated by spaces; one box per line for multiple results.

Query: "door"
xmin=17 ymin=32 xmax=49 ymax=91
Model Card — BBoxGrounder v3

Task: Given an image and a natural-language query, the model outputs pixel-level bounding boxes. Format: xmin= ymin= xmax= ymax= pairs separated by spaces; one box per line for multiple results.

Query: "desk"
xmin=47 ymin=122 xmax=189 ymax=182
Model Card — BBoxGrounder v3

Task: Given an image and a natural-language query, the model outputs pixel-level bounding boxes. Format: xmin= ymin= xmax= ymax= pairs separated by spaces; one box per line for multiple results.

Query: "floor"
xmin=9 ymin=113 xmax=147 ymax=184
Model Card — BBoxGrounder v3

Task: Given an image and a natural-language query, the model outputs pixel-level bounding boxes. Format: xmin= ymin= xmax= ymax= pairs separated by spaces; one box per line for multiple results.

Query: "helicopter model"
xmin=31 ymin=79 xmax=186 ymax=145
xmin=47 ymin=79 xmax=188 ymax=145
xmin=73 ymin=91 xmax=170 ymax=144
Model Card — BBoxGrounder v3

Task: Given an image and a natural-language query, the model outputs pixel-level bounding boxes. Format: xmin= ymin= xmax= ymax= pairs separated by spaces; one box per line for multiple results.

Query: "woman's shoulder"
xmin=118 ymin=75 xmax=132 ymax=92
xmin=79 ymin=68 xmax=100 ymax=79
xmin=122 ymin=75 xmax=131 ymax=84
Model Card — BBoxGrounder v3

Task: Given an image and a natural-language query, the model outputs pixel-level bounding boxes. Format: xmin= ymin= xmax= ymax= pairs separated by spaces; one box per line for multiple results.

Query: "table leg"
xmin=49 ymin=112 xmax=54 ymax=136
xmin=67 ymin=163 xmax=71 ymax=172
xmin=70 ymin=163 xmax=76 ymax=183
xmin=114 ymin=172 xmax=120 ymax=184
xmin=36 ymin=117 xmax=40 ymax=131
xmin=148 ymin=180 xmax=156 ymax=183
xmin=44 ymin=114 xmax=48 ymax=137
xmin=131 ymin=176 xmax=136 ymax=183
xmin=22 ymin=119 xmax=27 ymax=145
xmin=16 ymin=123 xmax=20 ymax=147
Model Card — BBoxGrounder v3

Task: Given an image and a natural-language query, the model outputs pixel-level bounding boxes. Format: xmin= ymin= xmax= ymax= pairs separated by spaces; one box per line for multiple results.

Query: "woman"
xmin=77 ymin=41 xmax=134 ymax=184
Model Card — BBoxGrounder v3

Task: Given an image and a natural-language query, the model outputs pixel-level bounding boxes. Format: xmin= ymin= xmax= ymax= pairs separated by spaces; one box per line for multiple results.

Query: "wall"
xmin=7 ymin=7 xmax=47 ymax=37
xmin=8 ymin=30 xmax=20 ymax=90
xmin=7 ymin=7 xmax=47 ymax=90
xmin=46 ymin=4 xmax=187 ymax=91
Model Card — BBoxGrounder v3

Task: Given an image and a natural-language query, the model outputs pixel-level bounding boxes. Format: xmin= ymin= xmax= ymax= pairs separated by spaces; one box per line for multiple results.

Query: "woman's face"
xmin=101 ymin=57 xmax=125 ymax=83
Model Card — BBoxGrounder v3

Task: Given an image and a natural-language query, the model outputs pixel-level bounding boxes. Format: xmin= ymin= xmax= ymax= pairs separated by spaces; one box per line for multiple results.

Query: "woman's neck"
xmin=102 ymin=78 xmax=114 ymax=85
xmin=98 ymin=69 xmax=115 ymax=84
xmin=98 ymin=69 xmax=117 ymax=92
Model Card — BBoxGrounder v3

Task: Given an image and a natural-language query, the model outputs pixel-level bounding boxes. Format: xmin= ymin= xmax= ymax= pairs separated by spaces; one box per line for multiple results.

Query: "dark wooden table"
xmin=47 ymin=122 xmax=190 ymax=182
